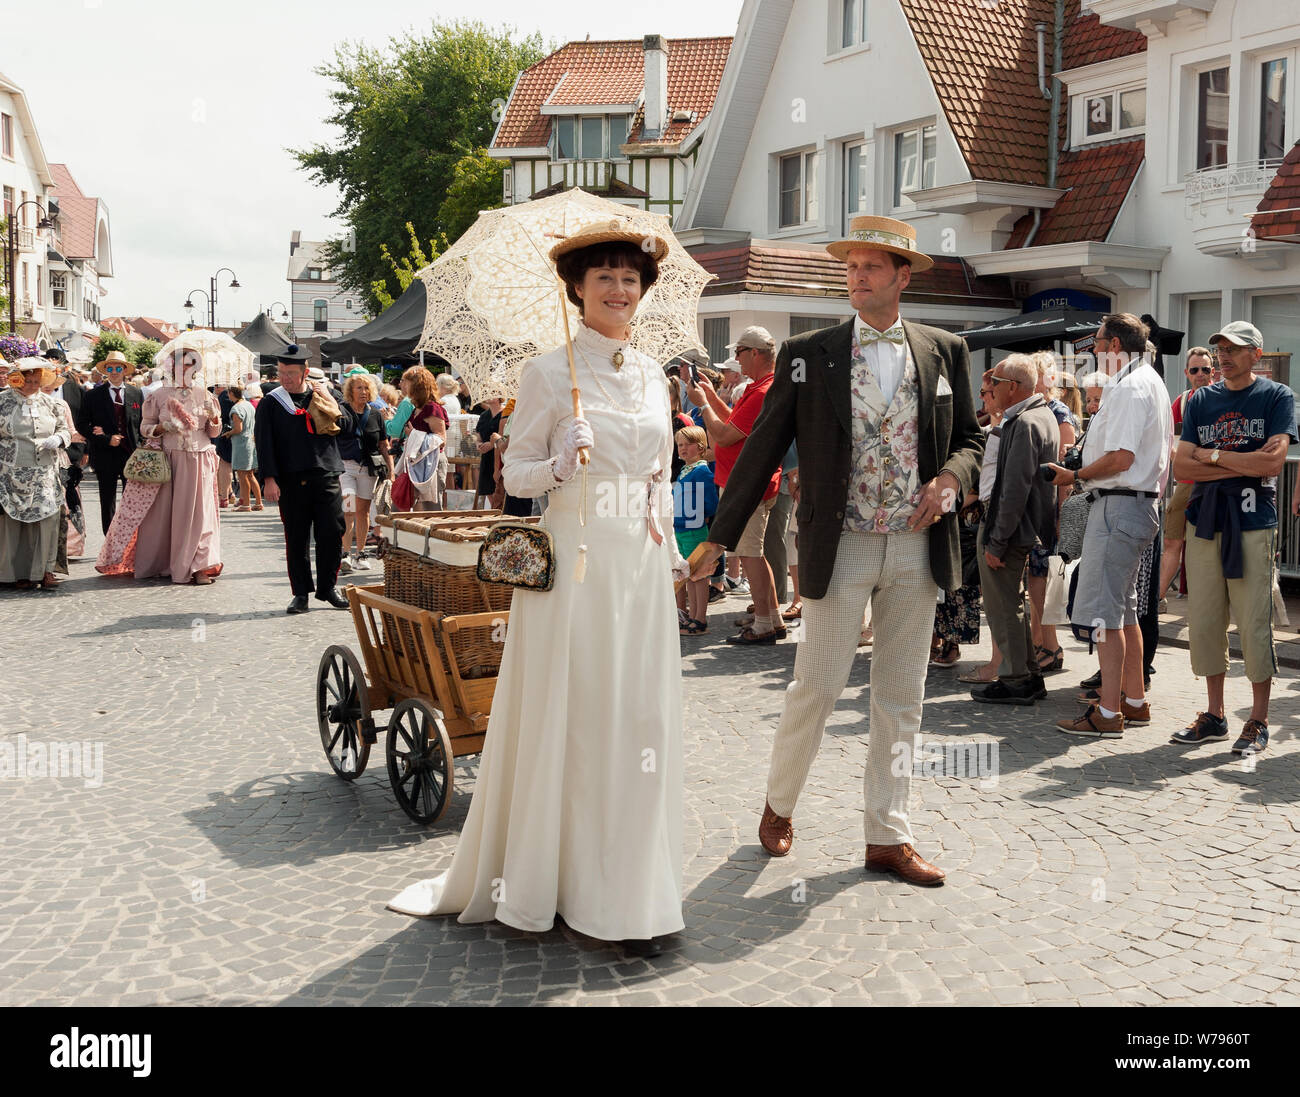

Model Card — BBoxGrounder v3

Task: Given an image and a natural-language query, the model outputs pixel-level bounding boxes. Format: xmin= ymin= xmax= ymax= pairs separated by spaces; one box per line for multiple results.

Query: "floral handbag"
xmin=123 ymin=443 xmax=171 ymax=485
xmin=476 ymin=523 xmax=556 ymax=592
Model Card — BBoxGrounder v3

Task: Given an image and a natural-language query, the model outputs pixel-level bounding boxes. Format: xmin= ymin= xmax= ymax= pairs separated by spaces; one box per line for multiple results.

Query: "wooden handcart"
xmin=315 ymin=510 xmax=538 ymax=825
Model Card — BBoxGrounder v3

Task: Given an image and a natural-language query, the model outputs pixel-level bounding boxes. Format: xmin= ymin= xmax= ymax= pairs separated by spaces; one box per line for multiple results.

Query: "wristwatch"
xmin=1210 ymin=449 xmax=1221 ymax=465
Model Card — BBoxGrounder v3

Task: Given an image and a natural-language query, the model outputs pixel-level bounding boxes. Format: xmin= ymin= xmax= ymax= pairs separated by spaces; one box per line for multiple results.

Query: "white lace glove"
xmin=551 ymin=417 xmax=594 ymax=483
xmin=39 ymin=435 xmax=65 ymax=453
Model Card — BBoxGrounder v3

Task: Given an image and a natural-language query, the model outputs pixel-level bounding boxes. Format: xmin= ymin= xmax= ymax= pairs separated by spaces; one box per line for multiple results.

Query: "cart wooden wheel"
xmin=386 ymin=698 xmax=454 ymax=825
xmin=317 ymin=645 xmax=372 ymax=780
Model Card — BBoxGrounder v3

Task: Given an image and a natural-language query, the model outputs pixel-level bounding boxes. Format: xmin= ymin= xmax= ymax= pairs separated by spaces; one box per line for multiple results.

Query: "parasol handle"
xmin=558 ymin=285 xmax=590 ymax=466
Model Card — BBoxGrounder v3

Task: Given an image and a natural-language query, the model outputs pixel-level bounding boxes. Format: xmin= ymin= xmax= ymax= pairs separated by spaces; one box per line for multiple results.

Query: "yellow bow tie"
xmin=859 ymin=325 xmax=906 ymax=347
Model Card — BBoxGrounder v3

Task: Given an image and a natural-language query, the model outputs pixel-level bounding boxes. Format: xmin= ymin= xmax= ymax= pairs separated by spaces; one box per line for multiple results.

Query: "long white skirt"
xmin=388 ymin=483 xmax=685 ymax=941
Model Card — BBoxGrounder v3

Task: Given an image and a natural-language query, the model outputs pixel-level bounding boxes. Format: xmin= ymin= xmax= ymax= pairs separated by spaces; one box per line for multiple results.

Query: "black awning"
xmin=234 ymin=312 xmax=293 ymax=357
xmin=321 ymin=279 xmax=428 ymax=363
xmin=959 ymin=308 xmax=1109 ymax=353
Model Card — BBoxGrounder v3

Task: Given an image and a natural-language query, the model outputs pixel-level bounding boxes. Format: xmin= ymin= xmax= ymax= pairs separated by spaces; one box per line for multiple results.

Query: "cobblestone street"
xmin=2 ymin=487 xmax=1299 ymax=1007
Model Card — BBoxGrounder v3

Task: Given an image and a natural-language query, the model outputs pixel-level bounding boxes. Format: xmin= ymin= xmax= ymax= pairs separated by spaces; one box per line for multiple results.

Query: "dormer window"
xmin=552 ymin=114 xmax=633 ymax=161
xmin=1073 ymin=85 xmax=1146 ymax=145
xmin=306 ymin=267 xmax=322 ymax=280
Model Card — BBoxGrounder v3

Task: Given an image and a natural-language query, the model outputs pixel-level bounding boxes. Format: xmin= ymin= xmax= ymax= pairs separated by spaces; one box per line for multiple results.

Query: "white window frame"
xmin=51 ymin=271 xmax=66 ymax=310
xmin=1191 ymin=61 xmax=1232 ymax=173
xmin=843 ymin=140 xmax=869 ymax=232
xmin=0 ymin=113 xmax=12 ymax=160
xmin=1254 ymin=48 xmax=1296 ymax=162
xmin=890 ymin=122 xmax=936 ymax=211
xmin=551 ymin=113 xmax=633 ymax=163
xmin=841 ymin=0 xmax=867 ymax=50
xmin=777 ymin=148 xmax=821 ymax=230
xmin=313 ymin=299 xmax=329 ymax=332
xmin=1072 ymin=81 xmax=1147 ymax=146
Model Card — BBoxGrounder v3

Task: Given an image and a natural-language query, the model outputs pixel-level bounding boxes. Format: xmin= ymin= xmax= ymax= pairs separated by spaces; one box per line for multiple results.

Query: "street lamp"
xmin=6 ymin=200 xmax=54 ymax=334
xmin=184 ymin=267 xmax=240 ymax=329
xmin=266 ymin=301 xmax=289 ymax=321
xmin=182 ymin=288 xmax=210 ymax=329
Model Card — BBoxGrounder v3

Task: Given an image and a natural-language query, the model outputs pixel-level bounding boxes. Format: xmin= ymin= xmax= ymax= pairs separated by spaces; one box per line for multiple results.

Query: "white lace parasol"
xmin=154 ymin=330 xmax=257 ymax=388
xmin=414 ymin=188 xmax=713 ymax=399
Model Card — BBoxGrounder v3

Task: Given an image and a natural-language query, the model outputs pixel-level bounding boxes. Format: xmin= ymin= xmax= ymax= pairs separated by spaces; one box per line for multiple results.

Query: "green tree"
xmin=132 ymin=340 xmax=162 ymax=369
xmin=437 ymin=148 xmax=506 ymax=248
xmin=370 ymin=222 xmax=445 ymax=312
xmin=92 ymin=331 xmax=131 ymax=366
xmin=292 ymin=20 xmax=546 ymax=311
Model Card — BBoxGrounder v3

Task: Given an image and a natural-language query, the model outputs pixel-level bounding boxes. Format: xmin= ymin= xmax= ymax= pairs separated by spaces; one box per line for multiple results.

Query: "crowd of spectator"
xmin=667 ymin=311 xmax=1293 ymax=758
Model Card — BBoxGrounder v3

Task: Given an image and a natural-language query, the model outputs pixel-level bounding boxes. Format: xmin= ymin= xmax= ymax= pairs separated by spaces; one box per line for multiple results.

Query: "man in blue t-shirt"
xmin=1171 ymin=321 xmax=1296 ymax=756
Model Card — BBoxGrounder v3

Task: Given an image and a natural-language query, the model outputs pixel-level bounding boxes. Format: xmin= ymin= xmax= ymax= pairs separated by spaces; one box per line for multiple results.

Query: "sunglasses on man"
xmin=104 ymin=366 xmax=126 ymax=373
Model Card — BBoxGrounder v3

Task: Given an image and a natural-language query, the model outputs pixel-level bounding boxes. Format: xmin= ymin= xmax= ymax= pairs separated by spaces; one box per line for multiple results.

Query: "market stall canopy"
xmin=959 ymin=308 xmax=1108 ymax=353
xmin=961 ymin=308 xmax=1185 ymax=357
xmin=321 ymin=280 xmax=429 ymax=364
xmin=234 ymin=312 xmax=292 ymax=359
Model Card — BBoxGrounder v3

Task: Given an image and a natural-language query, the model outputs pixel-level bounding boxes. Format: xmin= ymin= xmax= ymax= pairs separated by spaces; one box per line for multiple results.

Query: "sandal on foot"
xmin=781 ymin=603 xmax=803 ymax=621
xmin=680 ymin=618 xmax=708 ymax=636
xmin=1034 ymin=645 xmax=1064 ymax=673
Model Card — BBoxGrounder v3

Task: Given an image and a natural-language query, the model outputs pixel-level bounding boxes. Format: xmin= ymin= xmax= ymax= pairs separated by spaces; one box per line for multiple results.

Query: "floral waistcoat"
xmin=845 ymin=338 xmax=923 ymax=533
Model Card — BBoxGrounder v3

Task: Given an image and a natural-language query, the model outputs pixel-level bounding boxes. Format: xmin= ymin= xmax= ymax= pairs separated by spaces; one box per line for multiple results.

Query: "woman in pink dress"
xmin=98 ymin=347 xmax=223 ymax=583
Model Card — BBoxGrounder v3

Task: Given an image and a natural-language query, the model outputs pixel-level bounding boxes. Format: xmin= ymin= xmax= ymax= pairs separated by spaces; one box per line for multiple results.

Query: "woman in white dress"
xmin=389 ymin=224 xmax=691 ymax=954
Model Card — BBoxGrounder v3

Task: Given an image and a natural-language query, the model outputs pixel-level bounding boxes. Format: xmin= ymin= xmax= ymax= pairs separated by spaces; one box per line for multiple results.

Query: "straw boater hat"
xmin=548 ymin=218 xmax=670 ymax=263
xmin=100 ymin=350 xmax=134 ymax=371
xmin=826 ymin=215 xmax=934 ymax=272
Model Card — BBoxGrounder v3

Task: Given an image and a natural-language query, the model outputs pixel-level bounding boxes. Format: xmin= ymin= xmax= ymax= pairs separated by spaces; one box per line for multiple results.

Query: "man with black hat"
xmin=254 ymin=344 xmax=357 ymax=613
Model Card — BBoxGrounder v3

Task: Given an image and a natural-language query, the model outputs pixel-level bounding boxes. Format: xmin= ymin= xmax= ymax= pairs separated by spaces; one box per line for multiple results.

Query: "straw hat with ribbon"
xmin=549 ymin=219 xmax=670 ymax=263
xmin=826 ymin=214 xmax=934 ymax=272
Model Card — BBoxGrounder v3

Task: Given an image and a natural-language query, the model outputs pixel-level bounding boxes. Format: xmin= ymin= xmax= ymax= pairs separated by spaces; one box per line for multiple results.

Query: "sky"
xmin=6 ymin=0 xmax=742 ymax=329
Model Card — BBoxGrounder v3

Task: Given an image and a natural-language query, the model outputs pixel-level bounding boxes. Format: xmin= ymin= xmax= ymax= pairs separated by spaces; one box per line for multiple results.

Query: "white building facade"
xmin=0 ymin=71 xmax=54 ymax=340
xmin=287 ymin=231 xmax=369 ymax=340
xmin=681 ymin=0 xmax=1300 ymax=395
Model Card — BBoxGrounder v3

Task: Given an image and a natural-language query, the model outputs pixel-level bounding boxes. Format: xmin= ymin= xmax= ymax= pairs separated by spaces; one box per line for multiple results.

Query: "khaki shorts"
xmin=734 ymin=493 xmax=777 ymax=558
xmin=1164 ymin=481 xmax=1192 ymax=541
xmin=1185 ymin=526 xmax=1278 ymax=682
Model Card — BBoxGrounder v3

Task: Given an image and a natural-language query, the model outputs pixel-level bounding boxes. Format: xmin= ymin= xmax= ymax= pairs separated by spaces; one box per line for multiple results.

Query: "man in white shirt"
xmin=1046 ymin=313 xmax=1173 ymax=737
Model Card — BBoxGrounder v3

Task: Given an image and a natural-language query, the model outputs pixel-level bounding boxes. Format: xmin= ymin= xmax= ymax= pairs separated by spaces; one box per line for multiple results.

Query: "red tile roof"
xmin=545 ymin=69 xmax=643 ymax=108
xmin=493 ymin=37 xmax=732 ymax=152
xmin=1061 ymin=9 xmax=1147 ymax=71
xmin=1004 ymin=137 xmax=1144 ymax=247
xmin=48 ymin=164 xmax=101 ymax=261
xmin=691 ymin=244 xmax=1016 ymax=307
xmin=899 ymin=0 xmax=1056 ymax=186
xmin=1251 ymin=142 xmax=1300 ymax=242
xmin=898 ymin=2 xmax=1147 ymax=187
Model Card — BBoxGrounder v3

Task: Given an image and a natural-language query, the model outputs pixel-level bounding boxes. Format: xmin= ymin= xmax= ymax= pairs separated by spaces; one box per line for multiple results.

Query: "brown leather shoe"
xmin=866 ymin=843 xmax=946 ymax=886
xmin=1120 ymin=698 xmax=1151 ymax=725
xmin=758 ymin=801 xmax=793 ymax=856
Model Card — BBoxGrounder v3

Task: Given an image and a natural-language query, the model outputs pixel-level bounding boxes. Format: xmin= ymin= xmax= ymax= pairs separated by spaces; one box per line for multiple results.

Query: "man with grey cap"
xmin=687 ymin=325 xmax=783 ymax=641
xmin=1169 ymin=321 xmax=1295 ymax=756
xmin=1046 ymin=313 xmax=1173 ymax=738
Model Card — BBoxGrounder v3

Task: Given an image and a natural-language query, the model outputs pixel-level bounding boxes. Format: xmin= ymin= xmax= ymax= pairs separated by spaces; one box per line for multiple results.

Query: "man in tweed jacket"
xmin=692 ymin=216 xmax=983 ymax=885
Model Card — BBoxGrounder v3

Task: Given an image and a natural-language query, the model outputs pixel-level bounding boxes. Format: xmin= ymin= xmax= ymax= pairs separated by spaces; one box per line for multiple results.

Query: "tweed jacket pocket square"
xmin=936 ymin=375 xmax=953 ymax=397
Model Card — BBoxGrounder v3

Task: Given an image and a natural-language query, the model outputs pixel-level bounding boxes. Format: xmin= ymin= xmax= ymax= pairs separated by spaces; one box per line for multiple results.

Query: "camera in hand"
xmin=1039 ymin=446 xmax=1085 ymax=483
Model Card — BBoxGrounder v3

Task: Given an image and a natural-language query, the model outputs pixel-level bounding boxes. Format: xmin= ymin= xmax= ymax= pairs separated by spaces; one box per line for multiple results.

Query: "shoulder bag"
xmin=123 ymin=442 xmax=171 ymax=484
xmin=1057 ymin=490 xmax=1091 ymax=563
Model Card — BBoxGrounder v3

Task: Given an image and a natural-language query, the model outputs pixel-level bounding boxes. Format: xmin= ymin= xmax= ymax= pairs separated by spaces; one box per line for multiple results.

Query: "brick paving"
xmin=1 ymin=484 xmax=1298 ymax=1006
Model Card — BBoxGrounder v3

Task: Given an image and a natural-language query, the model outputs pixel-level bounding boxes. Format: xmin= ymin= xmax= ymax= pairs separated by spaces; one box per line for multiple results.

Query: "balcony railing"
xmin=1185 ymin=158 xmax=1282 ymax=207
xmin=1184 ymin=159 xmax=1283 ymax=256
xmin=12 ymin=226 xmax=36 ymax=251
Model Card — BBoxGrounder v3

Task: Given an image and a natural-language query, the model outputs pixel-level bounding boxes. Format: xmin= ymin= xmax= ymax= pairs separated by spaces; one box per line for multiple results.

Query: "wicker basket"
xmin=377 ymin=511 xmax=541 ymax=681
